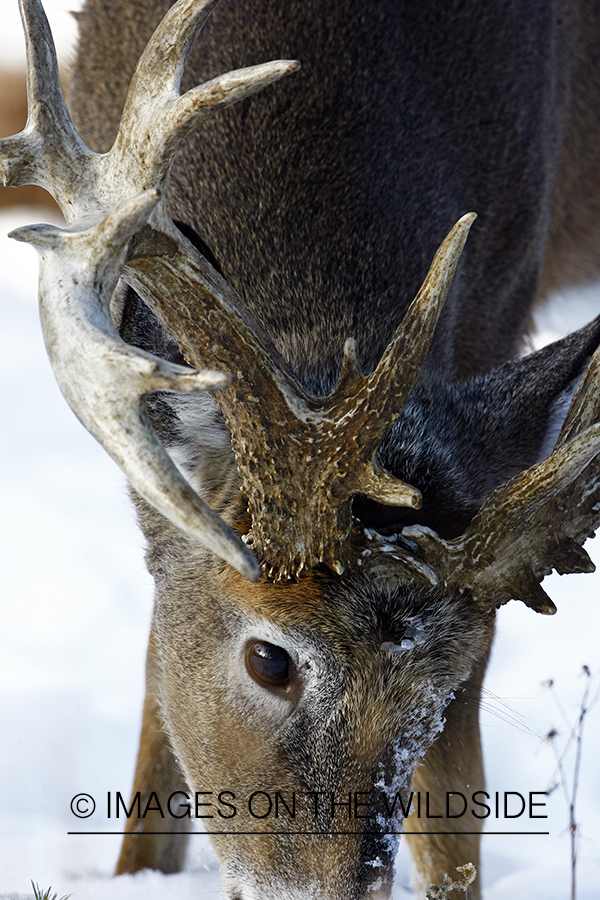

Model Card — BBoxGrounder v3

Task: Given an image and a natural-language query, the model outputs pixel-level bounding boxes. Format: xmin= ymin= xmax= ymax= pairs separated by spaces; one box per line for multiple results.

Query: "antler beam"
xmin=1 ymin=0 xmax=476 ymax=581
xmin=0 ymin=0 xmax=298 ymax=580
xmin=9 ymin=190 xmax=263 ymax=579
xmin=403 ymin=347 xmax=600 ymax=613
xmin=125 ymin=214 xmax=475 ymax=578
xmin=3 ymin=0 xmax=598 ymax=600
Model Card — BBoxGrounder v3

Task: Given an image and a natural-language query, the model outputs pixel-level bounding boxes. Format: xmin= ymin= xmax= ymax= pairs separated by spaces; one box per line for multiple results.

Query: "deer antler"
xmin=5 ymin=0 xmax=595 ymax=599
xmin=0 ymin=0 xmax=295 ymax=227
xmin=1 ymin=0 xmax=476 ymax=581
xmin=402 ymin=345 xmax=600 ymax=613
xmin=126 ymin=214 xmax=474 ymax=578
xmin=9 ymin=190 xmax=262 ymax=578
xmin=0 ymin=0 xmax=299 ymax=580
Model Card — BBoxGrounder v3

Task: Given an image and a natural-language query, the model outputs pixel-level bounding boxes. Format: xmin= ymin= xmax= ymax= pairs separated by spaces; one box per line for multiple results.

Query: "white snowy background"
xmin=0 ymin=2 xmax=599 ymax=898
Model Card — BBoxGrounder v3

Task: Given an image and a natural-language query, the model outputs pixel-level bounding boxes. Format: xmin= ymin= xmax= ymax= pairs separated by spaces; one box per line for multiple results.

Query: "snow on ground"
xmin=2 ymin=0 xmax=80 ymax=71
xmin=0 ymin=2 xmax=599 ymax=898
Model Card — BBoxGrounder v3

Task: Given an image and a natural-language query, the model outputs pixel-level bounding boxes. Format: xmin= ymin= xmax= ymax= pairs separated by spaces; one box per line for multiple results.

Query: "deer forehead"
xmin=155 ymin=577 xmax=487 ymax=769
xmin=155 ymin=562 xmax=492 ymax=667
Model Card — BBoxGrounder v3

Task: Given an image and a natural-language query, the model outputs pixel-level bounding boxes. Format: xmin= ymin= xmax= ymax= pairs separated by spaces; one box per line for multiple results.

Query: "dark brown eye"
xmin=247 ymin=641 xmax=290 ymax=686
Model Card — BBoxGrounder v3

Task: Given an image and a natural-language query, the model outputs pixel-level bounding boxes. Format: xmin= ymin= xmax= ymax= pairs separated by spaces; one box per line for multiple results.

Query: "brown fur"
xmin=64 ymin=1 xmax=600 ymax=897
xmin=115 ymin=624 xmax=191 ymax=874
xmin=540 ymin=0 xmax=600 ymax=295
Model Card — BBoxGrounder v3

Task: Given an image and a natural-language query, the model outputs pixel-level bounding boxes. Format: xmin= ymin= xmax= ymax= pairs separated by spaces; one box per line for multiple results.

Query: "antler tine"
xmin=11 ymin=190 xmax=259 ymax=581
xmin=125 ymin=215 xmax=473 ymax=578
xmin=406 ymin=327 xmax=600 ymax=613
xmin=368 ymin=214 xmax=476 ymax=404
xmin=113 ymin=60 xmax=299 ymax=205
xmin=0 ymin=0 xmax=92 ymax=204
xmin=350 ymin=212 xmax=476 ymax=505
xmin=128 ymin=0 xmax=221 ymax=94
xmin=404 ymin=415 xmax=600 ymax=615
xmin=111 ymin=0 xmax=299 ymax=201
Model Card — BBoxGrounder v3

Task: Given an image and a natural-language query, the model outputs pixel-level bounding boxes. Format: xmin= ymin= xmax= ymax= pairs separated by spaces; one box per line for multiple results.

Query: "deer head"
xmin=3 ymin=0 xmax=600 ymax=897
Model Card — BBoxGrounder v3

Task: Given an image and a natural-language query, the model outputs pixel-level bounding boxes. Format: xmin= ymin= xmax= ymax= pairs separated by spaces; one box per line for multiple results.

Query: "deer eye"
xmin=246 ymin=641 xmax=290 ymax=686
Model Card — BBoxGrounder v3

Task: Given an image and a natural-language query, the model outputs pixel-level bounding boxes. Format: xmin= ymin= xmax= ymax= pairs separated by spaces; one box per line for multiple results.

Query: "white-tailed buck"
xmin=3 ymin=0 xmax=600 ymax=896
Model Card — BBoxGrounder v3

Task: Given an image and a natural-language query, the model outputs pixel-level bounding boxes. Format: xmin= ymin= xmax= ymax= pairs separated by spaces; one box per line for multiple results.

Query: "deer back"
xmin=71 ymin=0 xmax=600 ymax=380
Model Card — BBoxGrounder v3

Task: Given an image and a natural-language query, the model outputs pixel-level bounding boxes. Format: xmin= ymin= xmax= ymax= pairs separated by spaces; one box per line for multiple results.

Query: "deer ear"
xmin=475 ymin=313 xmax=600 ymax=481
xmin=375 ymin=314 xmax=600 ymax=540
xmin=432 ymin=313 xmax=600 ymax=524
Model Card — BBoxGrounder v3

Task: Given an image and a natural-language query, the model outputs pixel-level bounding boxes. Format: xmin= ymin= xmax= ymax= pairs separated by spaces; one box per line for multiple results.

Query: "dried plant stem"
xmin=425 ymin=863 xmax=477 ymax=899
xmin=545 ymin=667 xmax=598 ymax=900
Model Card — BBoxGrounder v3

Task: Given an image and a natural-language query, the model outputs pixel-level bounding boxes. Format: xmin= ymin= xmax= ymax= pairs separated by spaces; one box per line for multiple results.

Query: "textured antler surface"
xmin=0 ymin=0 xmax=477 ymax=581
xmin=0 ymin=0 xmax=298 ymax=579
xmin=126 ymin=214 xmax=475 ymax=578
xmin=403 ymin=347 xmax=600 ymax=613
xmin=9 ymin=0 xmax=591 ymax=599
xmin=9 ymin=191 xmax=262 ymax=578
